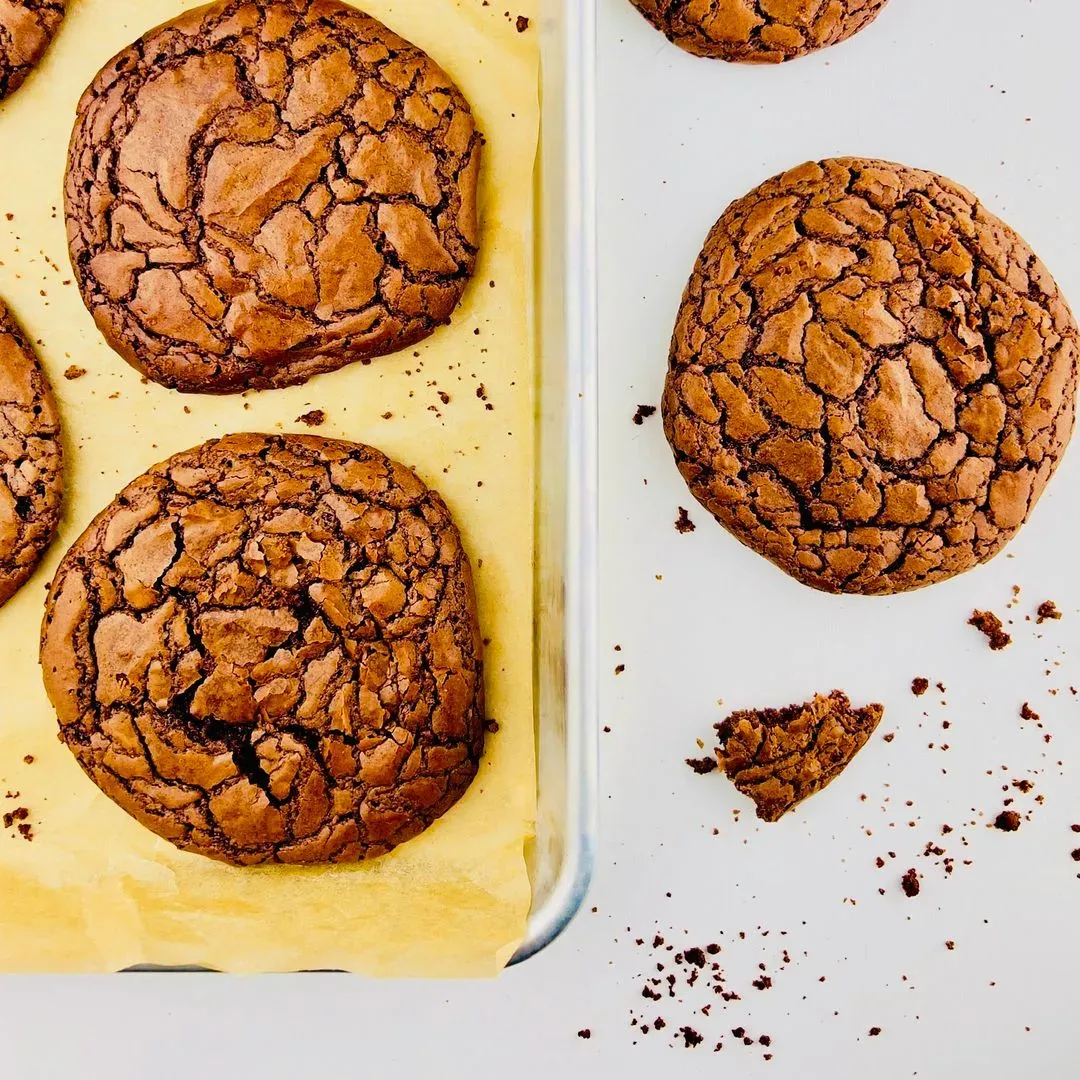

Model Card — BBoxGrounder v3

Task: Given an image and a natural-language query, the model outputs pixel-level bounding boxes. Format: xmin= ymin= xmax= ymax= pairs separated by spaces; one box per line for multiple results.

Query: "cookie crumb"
xmin=614 ymin=664 xmax=625 ymax=675
xmin=686 ymin=756 xmax=718 ymax=775
xmin=63 ymin=365 xmax=87 ymax=380
xmin=1037 ymin=600 xmax=1062 ymax=624
xmin=868 ymin=1027 xmax=882 ymax=1037
xmin=994 ymin=810 xmax=1021 ymax=832
xmin=296 ymin=409 xmax=326 ymax=427
xmin=969 ymin=610 xmax=1012 ymax=650
xmin=516 ymin=15 xmax=530 ymax=32
xmin=946 ymin=940 xmax=956 ymax=951
xmin=576 ymin=1029 xmax=591 ymax=1040
xmin=911 ymin=677 xmax=929 ymax=697
xmin=1020 ymin=702 xmax=1040 ymax=722
xmin=675 ymin=507 xmax=696 ymax=534
xmin=21 ymin=755 xmax=33 ymax=765
xmin=632 ymin=404 xmax=657 ymax=426
xmin=679 ymin=1027 xmax=704 ymax=1048
xmin=901 ymin=868 xmax=920 ymax=897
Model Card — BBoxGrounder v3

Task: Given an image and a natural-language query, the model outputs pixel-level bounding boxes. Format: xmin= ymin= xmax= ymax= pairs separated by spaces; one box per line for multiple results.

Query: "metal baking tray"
xmin=509 ymin=0 xmax=599 ymax=965
xmin=125 ymin=0 xmax=598 ymax=973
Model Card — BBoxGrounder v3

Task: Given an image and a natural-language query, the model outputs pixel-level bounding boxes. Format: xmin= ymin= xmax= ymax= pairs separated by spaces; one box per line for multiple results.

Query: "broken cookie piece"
xmin=714 ymin=691 xmax=884 ymax=822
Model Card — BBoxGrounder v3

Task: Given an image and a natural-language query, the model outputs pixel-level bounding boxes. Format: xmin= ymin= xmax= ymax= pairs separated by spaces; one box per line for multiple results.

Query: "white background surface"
xmin=3 ymin=0 xmax=1080 ymax=1075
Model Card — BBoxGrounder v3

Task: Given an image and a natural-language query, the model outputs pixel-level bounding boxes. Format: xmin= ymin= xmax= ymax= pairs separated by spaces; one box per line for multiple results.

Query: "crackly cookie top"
xmin=64 ymin=0 xmax=481 ymax=393
xmin=0 ymin=300 xmax=63 ymax=608
xmin=0 ymin=0 xmax=64 ymax=99
xmin=40 ymin=434 xmax=485 ymax=865
xmin=663 ymin=158 xmax=1079 ymax=595
xmin=715 ymin=690 xmax=883 ymax=821
xmin=627 ymin=0 xmax=889 ymax=62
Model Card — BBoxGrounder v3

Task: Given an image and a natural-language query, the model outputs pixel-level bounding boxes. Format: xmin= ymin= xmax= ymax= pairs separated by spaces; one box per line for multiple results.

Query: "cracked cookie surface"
xmin=64 ymin=0 xmax=481 ymax=393
xmin=0 ymin=299 xmax=63 ymax=607
xmin=663 ymin=158 xmax=1079 ymax=595
xmin=40 ymin=433 xmax=485 ymax=865
xmin=627 ymin=0 xmax=889 ymax=62
xmin=0 ymin=0 xmax=64 ymax=99
xmin=715 ymin=690 xmax=883 ymax=821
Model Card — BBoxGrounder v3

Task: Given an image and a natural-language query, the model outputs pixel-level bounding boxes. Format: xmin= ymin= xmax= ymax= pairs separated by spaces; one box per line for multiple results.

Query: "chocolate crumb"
xmin=516 ymin=15 xmax=530 ymax=32
xmin=752 ymin=975 xmax=772 ymax=990
xmin=686 ymin=756 xmax=718 ymax=775
xmin=295 ymin=409 xmax=326 ymax=427
xmin=1037 ymin=600 xmax=1062 ymax=624
xmin=1020 ymin=702 xmax=1040 ymax=722
xmin=632 ymin=404 xmax=657 ymax=426
xmin=911 ymin=677 xmax=929 ymax=697
xmin=615 ymin=664 xmax=625 ymax=675
xmin=675 ymin=507 xmax=696 ymax=534
xmin=577 ymin=1029 xmax=591 ymax=1040
xmin=17 ymin=823 xmax=31 ymax=841
xmin=22 ymin=755 xmax=33 ymax=764
xmin=731 ymin=1027 xmax=746 ymax=1039
xmin=63 ymin=365 xmax=87 ymax=380
xmin=901 ymin=868 xmax=920 ymax=897
xmin=969 ymin=610 xmax=1012 ymax=650
xmin=679 ymin=1027 xmax=704 ymax=1048
xmin=868 ymin=1027 xmax=882 ymax=1037
xmin=485 ymin=719 xmax=500 ymax=734
xmin=994 ymin=811 xmax=1022 ymax=832
xmin=683 ymin=947 xmax=707 ymax=968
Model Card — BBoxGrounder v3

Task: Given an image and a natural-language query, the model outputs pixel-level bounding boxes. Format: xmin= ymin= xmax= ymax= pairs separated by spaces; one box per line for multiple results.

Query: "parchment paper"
xmin=0 ymin=0 xmax=538 ymax=976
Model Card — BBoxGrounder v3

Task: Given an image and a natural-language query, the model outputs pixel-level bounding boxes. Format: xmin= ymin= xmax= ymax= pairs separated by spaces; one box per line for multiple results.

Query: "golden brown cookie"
xmin=627 ymin=0 xmax=889 ymax=62
xmin=64 ymin=0 xmax=481 ymax=393
xmin=0 ymin=0 xmax=64 ymax=99
xmin=715 ymin=691 xmax=883 ymax=821
xmin=0 ymin=299 xmax=63 ymax=607
xmin=40 ymin=434 xmax=485 ymax=865
xmin=663 ymin=158 xmax=1079 ymax=595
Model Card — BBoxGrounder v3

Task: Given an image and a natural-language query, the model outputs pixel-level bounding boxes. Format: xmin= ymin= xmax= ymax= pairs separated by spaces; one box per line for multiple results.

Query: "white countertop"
xmin=3 ymin=0 xmax=1080 ymax=1076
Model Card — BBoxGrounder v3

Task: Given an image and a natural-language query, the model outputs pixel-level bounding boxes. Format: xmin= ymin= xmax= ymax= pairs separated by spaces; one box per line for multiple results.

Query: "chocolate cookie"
xmin=715 ymin=690 xmax=883 ymax=821
xmin=0 ymin=0 xmax=64 ymax=99
xmin=627 ymin=0 xmax=889 ymax=63
xmin=663 ymin=158 xmax=1079 ymax=594
xmin=0 ymin=300 xmax=63 ymax=607
xmin=64 ymin=0 xmax=481 ymax=393
xmin=40 ymin=434 xmax=485 ymax=865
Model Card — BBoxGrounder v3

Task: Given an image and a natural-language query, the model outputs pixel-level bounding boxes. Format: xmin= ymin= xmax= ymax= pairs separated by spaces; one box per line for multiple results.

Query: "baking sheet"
xmin=0 ymin=0 xmax=538 ymax=976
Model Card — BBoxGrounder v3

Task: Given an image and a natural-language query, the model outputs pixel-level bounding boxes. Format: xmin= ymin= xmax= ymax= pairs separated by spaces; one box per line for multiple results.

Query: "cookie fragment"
xmin=713 ymin=690 xmax=883 ymax=821
xmin=39 ymin=434 xmax=485 ymax=865
xmin=0 ymin=0 xmax=65 ymax=100
xmin=0 ymin=299 xmax=63 ymax=607
xmin=663 ymin=158 xmax=1079 ymax=595
xmin=969 ymin=610 xmax=1012 ymax=651
xmin=64 ymin=0 xmax=481 ymax=393
xmin=628 ymin=0 xmax=890 ymax=63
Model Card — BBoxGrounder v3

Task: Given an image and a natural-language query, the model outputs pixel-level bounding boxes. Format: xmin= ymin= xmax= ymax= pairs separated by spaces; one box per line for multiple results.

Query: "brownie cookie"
xmin=0 ymin=0 xmax=64 ymax=100
xmin=663 ymin=158 xmax=1079 ymax=594
xmin=0 ymin=300 xmax=63 ymax=607
xmin=64 ymin=0 xmax=481 ymax=393
xmin=627 ymin=0 xmax=889 ymax=63
xmin=715 ymin=690 xmax=883 ymax=821
xmin=40 ymin=434 xmax=485 ymax=865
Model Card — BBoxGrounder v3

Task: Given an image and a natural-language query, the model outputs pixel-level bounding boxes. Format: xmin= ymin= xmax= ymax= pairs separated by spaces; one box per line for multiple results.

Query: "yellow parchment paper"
xmin=0 ymin=0 xmax=538 ymax=975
